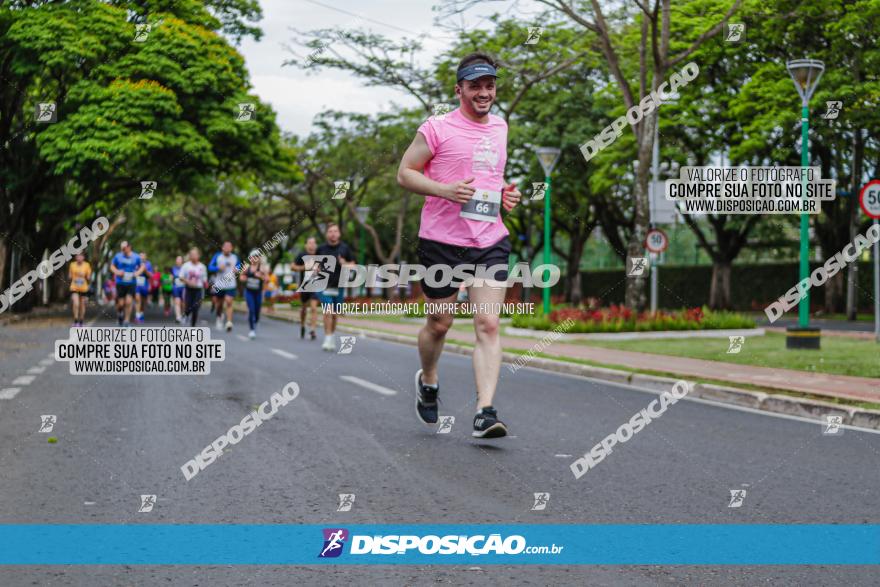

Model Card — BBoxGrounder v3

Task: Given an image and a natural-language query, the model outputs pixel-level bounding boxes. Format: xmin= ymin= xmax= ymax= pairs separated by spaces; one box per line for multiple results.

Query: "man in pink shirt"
xmin=397 ymin=52 xmax=522 ymax=439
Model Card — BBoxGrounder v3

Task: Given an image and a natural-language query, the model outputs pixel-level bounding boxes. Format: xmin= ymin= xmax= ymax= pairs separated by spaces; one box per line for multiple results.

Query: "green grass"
xmin=568 ymin=332 xmax=880 ymax=378
xmin=321 ymin=321 xmax=880 ymax=409
xmin=743 ymin=311 xmax=876 ymax=323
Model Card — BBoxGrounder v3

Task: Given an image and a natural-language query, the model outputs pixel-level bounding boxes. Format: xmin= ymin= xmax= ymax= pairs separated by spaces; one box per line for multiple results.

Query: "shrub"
xmin=511 ymin=304 xmax=753 ymax=332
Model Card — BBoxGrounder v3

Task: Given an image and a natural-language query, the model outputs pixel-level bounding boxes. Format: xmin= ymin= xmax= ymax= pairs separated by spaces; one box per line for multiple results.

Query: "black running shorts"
xmin=117 ymin=283 xmax=136 ymax=298
xmin=416 ymin=236 xmax=511 ymax=299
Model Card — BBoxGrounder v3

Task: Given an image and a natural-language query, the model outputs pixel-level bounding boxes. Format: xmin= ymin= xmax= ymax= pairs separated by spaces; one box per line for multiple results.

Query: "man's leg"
xmin=467 ymin=282 xmax=506 ymax=409
xmin=225 ymin=294 xmax=234 ymax=324
xmin=71 ymin=292 xmax=79 ymax=322
xmin=124 ymin=294 xmax=134 ymax=322
xmin=309 ymin=299 xmax=319 ymax=332
xmin=417 ymin=293 xmax=457 ymax=385
xmin=79 ymin=295 xmax=87 ymax=322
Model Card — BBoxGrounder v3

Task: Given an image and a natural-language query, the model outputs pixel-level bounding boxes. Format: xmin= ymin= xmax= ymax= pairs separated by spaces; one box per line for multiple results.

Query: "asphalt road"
xmin=1 ymin=304 xmax=879 ymax=586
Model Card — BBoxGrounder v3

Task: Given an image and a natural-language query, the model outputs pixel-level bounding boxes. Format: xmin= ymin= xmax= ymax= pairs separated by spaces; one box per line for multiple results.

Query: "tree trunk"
xmin=0 ymin=237 xmax=6 ymax=292
xmin=708 ymin=261 xmax=732 ymax=310
xmin=624 ymin=111 xmax=655 ymax=310
xmin=567 ymin=232 xmax=586 ymax=305
xmin=846 ymin=128 xmax=864 ymax=320
xmin=825 ymin=270 xmax=845 ymax=314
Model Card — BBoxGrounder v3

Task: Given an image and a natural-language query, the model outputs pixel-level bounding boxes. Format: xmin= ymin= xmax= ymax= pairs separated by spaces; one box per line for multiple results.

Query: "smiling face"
xmin=456 ymin=75 xmax=496 ymax=120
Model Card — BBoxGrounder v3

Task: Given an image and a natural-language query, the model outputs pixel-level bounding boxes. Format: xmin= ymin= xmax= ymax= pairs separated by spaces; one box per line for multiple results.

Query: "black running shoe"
xmin=472 ymin=406 xmax=507 ymax=438
xmin=414 ymin=369 xmax=439 ymax=425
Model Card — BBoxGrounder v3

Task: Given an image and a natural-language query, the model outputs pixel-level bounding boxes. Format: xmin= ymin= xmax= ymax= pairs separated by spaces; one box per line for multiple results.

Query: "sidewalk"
xmin=256 ymin=303 xmax=880 ymax=405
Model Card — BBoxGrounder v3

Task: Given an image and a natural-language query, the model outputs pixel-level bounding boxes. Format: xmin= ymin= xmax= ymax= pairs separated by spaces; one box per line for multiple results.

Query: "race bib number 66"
xmin=460 ymin=189 xmax=501 ymax=222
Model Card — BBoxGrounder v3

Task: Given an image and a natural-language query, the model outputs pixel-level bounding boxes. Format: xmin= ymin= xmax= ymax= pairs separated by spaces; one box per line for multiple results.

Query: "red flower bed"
xmin=549 ymin=304 xmax=703 ymax=325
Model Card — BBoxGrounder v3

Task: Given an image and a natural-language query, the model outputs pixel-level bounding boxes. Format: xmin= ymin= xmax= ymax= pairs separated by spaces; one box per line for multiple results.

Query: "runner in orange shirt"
xmin=68 ymin=253 xmax=92 ymax=327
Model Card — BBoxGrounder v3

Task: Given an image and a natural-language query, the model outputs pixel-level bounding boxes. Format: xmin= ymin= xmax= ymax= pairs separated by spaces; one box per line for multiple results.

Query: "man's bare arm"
xmin=396 ymin=132 xmax=475 ymax=204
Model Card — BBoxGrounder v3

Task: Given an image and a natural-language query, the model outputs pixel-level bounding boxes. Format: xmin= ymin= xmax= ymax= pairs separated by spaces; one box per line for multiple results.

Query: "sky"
xmin=237 ymin=0 xmax=517 ymax=137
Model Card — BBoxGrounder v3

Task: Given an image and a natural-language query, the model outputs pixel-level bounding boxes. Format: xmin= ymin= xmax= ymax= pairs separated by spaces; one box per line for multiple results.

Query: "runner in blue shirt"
xmin=110 ymin=241 xmax=144 ymax=326
xmin=135 ymin=251 xmax=153 ymax=324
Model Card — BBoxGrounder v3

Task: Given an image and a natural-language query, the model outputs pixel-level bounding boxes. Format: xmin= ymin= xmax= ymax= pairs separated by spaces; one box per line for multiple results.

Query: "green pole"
xmin=543 ymin=175 xmax=552 ymax=315
xmin=798 ymin=105 xmax=810 ymax=328
xmin=358 ymin=224 xmax=365 ymax=297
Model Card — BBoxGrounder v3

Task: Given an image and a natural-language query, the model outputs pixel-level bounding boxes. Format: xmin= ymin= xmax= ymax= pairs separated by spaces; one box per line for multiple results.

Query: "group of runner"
xmin=66 ymin=51 xmax=519 ymax=439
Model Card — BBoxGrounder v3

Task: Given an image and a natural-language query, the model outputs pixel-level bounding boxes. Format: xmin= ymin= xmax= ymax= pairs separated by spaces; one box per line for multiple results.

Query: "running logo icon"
xmin=140 ymin=181 xmax=157 ymax=200
xmin=432 ymin=103 xmax=454 ymax=120
xmin=332 ymin=181 xmax=350 ymax=199
xmin=138 ymin=494 xmax=156 ymax=513
xmin=530 ymin=182 xmax=547 ymax=201
xmin=727 ymin=336 xmax=745 ymax=354
xmin=38 ymin=415 xmax=56 ymax=433
xmin=531 ymin=492 xmax=550 ymax=511
xmin=133 ymin=23 xmax=151 ymax=42
xmin=627 ymin=257 xmax=648 ymax=277
xmin=524 ymin=27 xmax=543 ymax=45
xmin=728 ymin=489 xmax=747 ymax=508
xmin=35 ymin=102 xmax=57 ymax=123
xmin=821 ymin=101 xmax=842 ymax=120
xmin=299 ymin=255 xmax=336 ymax=292
xmin=237 ymin=103 xmax=255 ymax=121
xmin=337 ymin=494 xmax=355 ymax=512
xmin=337 ymin=336 xmax=356 ymax=354
xmin=319 ymin=528 xmax=349 ymax=558
xmin=725 ymin=23 xmax=745 ymax=42
xmin=823 ymin=415 xmax=843 ymax=435
xmin=436 ymin=416 xmax=455 ymax=434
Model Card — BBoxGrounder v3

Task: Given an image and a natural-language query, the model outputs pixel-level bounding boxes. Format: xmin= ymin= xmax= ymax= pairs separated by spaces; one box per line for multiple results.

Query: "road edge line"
xmin=256 ymin=308 xmax=880 ymax=432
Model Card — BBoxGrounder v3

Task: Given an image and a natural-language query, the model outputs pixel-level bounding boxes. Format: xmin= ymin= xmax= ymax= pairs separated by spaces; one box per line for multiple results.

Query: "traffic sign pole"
xmin=645 ymin=228 xmax=669 ymax=314
xmin=858 ymin=180 xmax=880 ymax=343
xmin=874 ymin=219 xmax=879 ymax=343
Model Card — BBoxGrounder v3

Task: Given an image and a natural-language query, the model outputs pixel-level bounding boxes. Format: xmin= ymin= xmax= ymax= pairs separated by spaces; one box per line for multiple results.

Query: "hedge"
xmin=578 ymin=261 xmax=877 ymax=311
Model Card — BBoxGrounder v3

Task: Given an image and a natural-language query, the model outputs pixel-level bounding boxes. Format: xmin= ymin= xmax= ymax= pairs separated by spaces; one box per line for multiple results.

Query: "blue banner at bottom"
xmin=0 ymin=524 xmax=878 ymax=565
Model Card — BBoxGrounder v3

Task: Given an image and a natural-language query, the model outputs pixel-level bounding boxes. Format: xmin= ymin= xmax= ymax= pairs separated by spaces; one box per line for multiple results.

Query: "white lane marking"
xmin=84 ymin=501 xmax=96 ymax=506
xmin=12 ymin=375 xmax=35 ymax=386
xmin=0 ymin=388 xmax=22 ymax=400
xmin=554 ymin=454 xmax=573 ymax=458
xmin=27 ymin=366 xmax=46 ymax=375
xmin=271 ymin=348 xmax=298 ymax=360
xmin=236 ymin=335 xmax=248 ymax=342
xmin=339 ymin=375 xmax=398 ymax=396
xmin=39 ymin=358 xmax=53 ymax=366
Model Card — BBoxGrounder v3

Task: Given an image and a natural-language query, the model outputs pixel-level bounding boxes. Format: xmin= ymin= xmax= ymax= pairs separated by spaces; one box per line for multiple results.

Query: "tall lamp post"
xmin=535 ymin=147 xmax=561 ymax=315
xmin=355 ymin=206 xmax=370 ymax=297
xmin=786 ymin=58 xmax=824 ymax=349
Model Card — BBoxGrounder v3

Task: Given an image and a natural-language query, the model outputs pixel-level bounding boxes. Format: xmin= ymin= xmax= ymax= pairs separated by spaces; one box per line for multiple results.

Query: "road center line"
xmin=12 ymin=375 xmax=35 ymax=386
xmin=339 ymin=375 xmax=398 ymax=396
xmin=27 ymin=366 xmax=46 ymax=374
xmin=0 ymin=388 xmax=22 ymax=400
xmin=236 ymin=335 xmax=248 ymax=342
xmin=270 ymin=348 xmax=298 ymax=360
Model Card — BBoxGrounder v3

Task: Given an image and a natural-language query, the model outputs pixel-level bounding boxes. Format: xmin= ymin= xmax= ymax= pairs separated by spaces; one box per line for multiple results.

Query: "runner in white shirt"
xmin=180 ymin=248 xmax=208 ymax=327
xmin=208 ymin=241 xmax=240 ymax=331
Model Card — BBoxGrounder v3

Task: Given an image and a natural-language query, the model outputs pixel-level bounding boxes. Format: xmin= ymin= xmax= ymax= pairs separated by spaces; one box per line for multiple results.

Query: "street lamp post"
xmin=535 ymin=147 xmax=561 ymax=316
xmin=786 ymin=58 xmax=824 ymax=349
xmin=355 ymin=206 xmax=370 ymax=297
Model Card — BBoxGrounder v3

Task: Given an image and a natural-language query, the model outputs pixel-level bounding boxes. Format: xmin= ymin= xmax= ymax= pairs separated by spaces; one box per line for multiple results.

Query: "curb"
xmin=258 ymin=308 xmax=880 ymax=433
xmin=505 ymin=326 xmax=765 ymax=341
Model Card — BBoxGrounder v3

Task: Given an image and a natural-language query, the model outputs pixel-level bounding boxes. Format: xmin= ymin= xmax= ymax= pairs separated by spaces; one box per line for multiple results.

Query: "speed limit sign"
xmin=645 ymin=228 xmax=669 ymax=253
xmin=859 ymin=180 xmax=880 ymax=219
